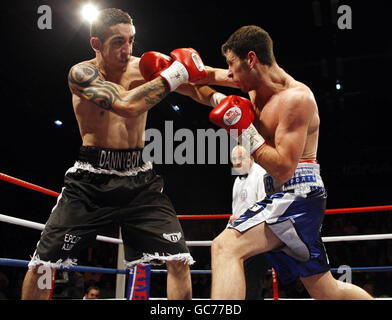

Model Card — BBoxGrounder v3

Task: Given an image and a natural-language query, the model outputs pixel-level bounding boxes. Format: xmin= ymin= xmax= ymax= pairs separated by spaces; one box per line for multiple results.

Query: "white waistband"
xmin=264 ymin=163 xmax=324 ymax=195
xmin=66 ymin=161 xmax=153 ymax=177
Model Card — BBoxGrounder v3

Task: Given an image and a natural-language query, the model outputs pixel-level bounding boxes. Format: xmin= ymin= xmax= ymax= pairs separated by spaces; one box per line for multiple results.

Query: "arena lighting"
xmin=54 ymin=120 xmax=63 ymax=127
xmin=336 ymin=80 xmax=342 ymax=90
xmin=81 ymin=3 xmax=99 ymax=23
xmin=172 ymin=105 xmax=180 ymax=112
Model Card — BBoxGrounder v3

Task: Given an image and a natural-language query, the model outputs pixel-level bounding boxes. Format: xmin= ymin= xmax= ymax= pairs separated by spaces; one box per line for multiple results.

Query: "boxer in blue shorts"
xmin=231 ymin=161 xmax=329 ymax=286
xmin=198 ymin=25 xmax=373 ymax=299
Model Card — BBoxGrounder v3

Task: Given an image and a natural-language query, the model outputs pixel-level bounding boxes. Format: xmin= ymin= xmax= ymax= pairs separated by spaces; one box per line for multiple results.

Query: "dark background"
xmin=0 ymin=0 xmax=391 ymax=299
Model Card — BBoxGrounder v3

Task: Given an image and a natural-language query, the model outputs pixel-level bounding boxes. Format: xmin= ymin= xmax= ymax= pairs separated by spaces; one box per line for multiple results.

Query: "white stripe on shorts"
xmin=231 ymin=192 xmax=298 ymax=233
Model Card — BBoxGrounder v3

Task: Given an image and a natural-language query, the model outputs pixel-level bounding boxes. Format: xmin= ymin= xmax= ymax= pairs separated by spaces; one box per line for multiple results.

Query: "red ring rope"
xmin=1 ymin=172 xmax=392 ymax=218
xmin=0 ymin=173 xmax=59 ymax=198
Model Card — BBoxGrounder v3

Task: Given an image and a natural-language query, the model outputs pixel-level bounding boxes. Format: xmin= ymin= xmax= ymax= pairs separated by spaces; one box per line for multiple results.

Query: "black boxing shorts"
xmin=28 ymin=146 xmax=194 ymax=269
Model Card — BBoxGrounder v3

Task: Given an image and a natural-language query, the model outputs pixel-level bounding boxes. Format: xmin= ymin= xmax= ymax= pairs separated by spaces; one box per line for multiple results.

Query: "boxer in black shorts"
xmin=21 ymin=8 xmax=215 ymax=300
xmin=30 ymin=146 xmax=192 ymax=269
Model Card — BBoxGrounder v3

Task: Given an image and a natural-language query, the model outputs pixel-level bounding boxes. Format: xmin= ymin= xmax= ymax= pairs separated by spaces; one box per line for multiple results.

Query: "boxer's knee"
xmin=211 ymin=230 xmax=238 ymax=259
xmin=166 ymin=260 xmax=190 ymax=278
xmin=211 ymin=235 xmax=224 ymax=257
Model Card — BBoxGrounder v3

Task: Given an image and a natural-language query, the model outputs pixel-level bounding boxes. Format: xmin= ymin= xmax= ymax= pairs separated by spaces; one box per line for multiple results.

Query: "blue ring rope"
xmin=1 ymin=258 xmax=392 ymax=274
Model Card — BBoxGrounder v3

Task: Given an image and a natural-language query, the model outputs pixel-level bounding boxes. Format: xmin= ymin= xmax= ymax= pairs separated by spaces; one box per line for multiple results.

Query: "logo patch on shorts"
xmin=62 ymin=233 xmax=81 ymax=251
xmin=163 ymin=232 xmax=182 ymax=243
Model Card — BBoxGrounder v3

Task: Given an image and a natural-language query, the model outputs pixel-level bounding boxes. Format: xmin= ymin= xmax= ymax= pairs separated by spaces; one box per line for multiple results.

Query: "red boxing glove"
xmin=170 ymin=48 xmax=207 ymax=82
xmin=139 ymin=51 xmax=173 ymax=81
xmin=209 ymin=95 xmax=265 ymax=154
xmin=161 ymin=48 xmax=207 ymax=91
xmin=139 ymin=48 xmax=207 ymax=92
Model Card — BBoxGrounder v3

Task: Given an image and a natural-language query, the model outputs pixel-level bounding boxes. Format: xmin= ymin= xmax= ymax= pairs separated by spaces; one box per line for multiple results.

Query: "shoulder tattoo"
xmin=68 ymin=63 xmax=122 ymax=110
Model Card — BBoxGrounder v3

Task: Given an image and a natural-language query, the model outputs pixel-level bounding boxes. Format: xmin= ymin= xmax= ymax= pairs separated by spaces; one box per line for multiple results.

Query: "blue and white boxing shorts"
xmin=229 ymin=162 xmax=330 ymax=285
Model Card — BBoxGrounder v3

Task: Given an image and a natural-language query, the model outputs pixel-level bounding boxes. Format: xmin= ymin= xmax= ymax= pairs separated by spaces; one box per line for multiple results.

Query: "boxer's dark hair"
xmin=221 ymin=25 xmax=275 ymax=66
xmin=90 ymin=8 xmax=133 ymax=42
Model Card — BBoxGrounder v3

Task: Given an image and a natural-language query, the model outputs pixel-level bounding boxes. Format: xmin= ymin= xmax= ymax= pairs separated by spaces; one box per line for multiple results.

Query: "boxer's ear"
xmin=247 ymin=51 xmax=258 ymax=69
xmin=90 ymin=37 xmax=102 ymax=53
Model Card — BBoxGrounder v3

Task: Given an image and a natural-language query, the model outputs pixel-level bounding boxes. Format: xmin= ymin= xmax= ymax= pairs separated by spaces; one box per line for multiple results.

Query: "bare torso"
xmin=249 ymin=74 xmax=320 ymax=162
xmin=71 ymin=56 xmax=146 ymax=149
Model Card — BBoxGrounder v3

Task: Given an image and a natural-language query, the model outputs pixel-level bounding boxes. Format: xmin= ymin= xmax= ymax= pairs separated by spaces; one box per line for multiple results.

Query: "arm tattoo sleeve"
xmin=68 ymin=63 xmax=126 ymax=110
xmin=130 ymin=80 xmax=169 ymax=107
xmin=68 ymin=63 xmax=170 ymax=112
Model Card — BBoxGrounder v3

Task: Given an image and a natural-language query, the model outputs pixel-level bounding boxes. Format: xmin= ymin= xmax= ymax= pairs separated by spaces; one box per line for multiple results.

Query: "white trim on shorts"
xmin=66 ymin=160 xmax=153 ymax=177
xmin=124 ymin=252 xmax=195 ymax=269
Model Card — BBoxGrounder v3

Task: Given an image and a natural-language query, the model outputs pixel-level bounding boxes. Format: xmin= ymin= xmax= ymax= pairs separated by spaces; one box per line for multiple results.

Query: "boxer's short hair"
xmin=221 ymin=25 xmax=275 ymax=66
xmin=90 ymin=8 xmax=133 ymax=42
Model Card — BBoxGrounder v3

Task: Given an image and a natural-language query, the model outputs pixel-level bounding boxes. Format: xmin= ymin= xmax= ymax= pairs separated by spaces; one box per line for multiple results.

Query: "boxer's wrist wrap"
xmin=239 ymin=123 xmax=266 ymax=154
xmin=210 ymin=92 xmax=227 ymax=108
xmin=160 ymin=61 xmax=189 ymax=91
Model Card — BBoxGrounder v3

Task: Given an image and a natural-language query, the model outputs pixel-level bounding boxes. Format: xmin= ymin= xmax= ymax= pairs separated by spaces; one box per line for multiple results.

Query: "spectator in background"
xmin=83 ymin=286 xmax=100 ymax=300
xmin=230 ymin=145 xmax=270 ymax=299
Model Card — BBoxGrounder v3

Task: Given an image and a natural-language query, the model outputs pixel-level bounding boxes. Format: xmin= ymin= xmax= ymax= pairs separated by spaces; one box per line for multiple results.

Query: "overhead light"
xmin=81 ymin=3 xmax=99 ymax=23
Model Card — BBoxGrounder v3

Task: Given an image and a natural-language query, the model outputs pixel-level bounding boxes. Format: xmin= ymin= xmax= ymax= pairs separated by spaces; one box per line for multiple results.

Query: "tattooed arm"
xmin=68 ymin=62 xmax=170 ymax=117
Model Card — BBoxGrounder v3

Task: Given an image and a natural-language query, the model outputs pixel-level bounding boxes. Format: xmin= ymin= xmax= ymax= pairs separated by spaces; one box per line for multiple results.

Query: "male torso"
xmin=249 ymin=73 xmax=320 ymax=162
xmin=70 ymin=56 xmax=146 ymax=149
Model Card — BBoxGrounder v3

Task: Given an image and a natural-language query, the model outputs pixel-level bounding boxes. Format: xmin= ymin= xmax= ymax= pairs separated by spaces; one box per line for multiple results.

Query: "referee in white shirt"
xmin=230 ymin=145 xmax=270 ymax=300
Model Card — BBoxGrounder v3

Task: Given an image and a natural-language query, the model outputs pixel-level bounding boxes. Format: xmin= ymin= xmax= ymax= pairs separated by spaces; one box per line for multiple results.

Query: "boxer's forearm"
xmin=175 ymin=83 xmax=216 ymax=106
xmin=196 ymin=66 xmax=239 ymax=88
xmin=175 ymin=67 xmax=239 ymax=107
xmin=253 ymin=143 xmax=298 ymax=185
xmin=115 ymin=77 xmax=170 ymax=117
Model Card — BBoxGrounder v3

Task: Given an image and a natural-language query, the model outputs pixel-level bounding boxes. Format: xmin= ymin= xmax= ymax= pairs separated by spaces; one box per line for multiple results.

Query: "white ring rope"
xmin=322 ymin=234 xmax=392 ymax=242
xmin=1 ymin=213 xmax=392 ymax=246
xmin=0 ymin=213 xmax=122 ymax=244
